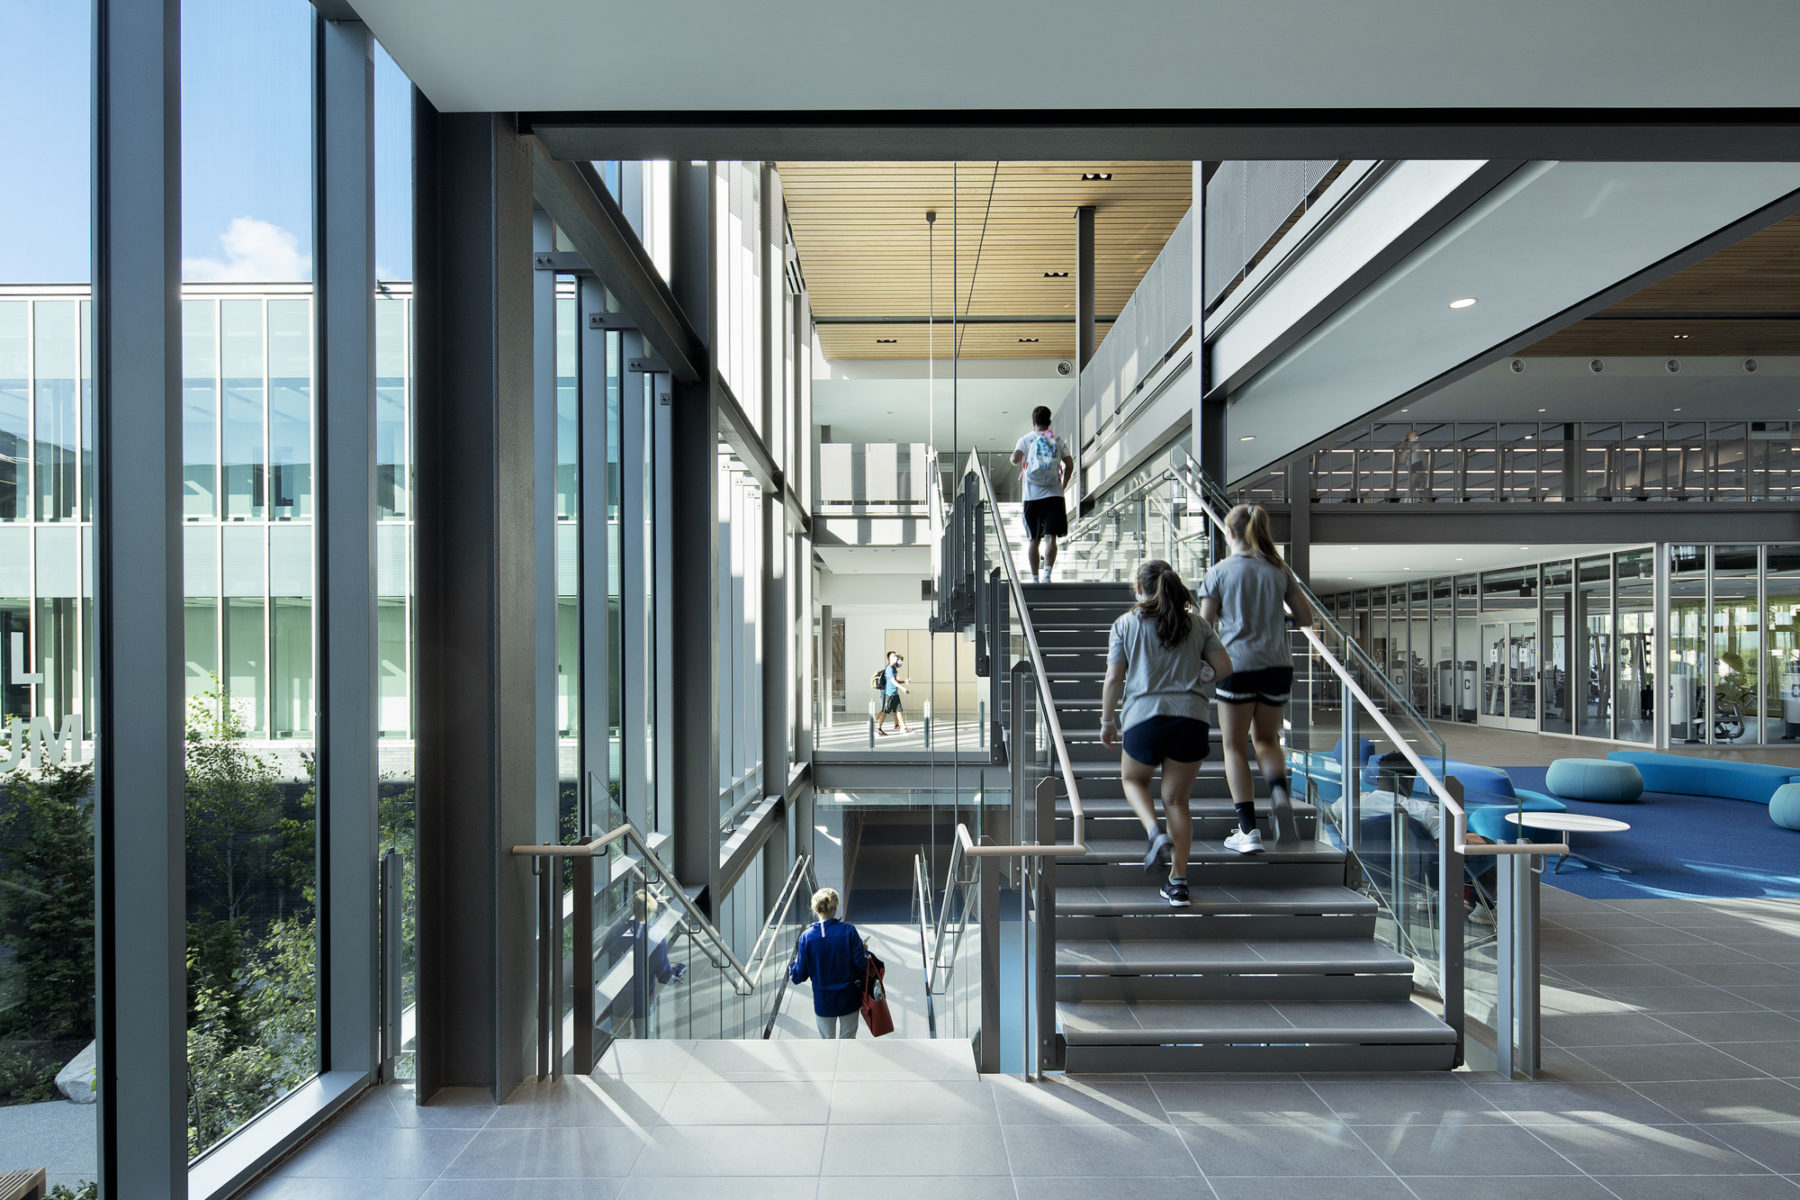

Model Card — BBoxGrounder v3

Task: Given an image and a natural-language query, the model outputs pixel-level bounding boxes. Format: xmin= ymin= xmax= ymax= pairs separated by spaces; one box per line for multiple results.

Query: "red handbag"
xmin=860 ymin=951 xmax=894 ymax=1037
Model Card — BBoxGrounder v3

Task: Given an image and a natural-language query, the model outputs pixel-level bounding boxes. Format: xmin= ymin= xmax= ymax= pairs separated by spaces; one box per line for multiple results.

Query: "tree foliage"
xmin=0 ymin=762 xmax=96 ymax=1047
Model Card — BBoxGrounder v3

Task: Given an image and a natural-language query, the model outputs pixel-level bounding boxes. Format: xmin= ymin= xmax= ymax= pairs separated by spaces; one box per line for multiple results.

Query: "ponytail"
xmin=1225 ymin=504 xmax=1286 ymax=571
xmin=1134 ymin=559 xmax=1194 ymax=648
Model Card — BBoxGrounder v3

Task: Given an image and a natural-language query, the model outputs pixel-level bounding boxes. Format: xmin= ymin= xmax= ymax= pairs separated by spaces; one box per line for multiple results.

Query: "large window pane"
xmin=1615 ymin=549 xmax=1655 ymax=744
xmin=1712 ymin=545 xmax=1760 ymax=744
xmin=182 ymin=0 xmax=318 ymax=1159
xmin=0 ymin=3 xmax=96 ymax=1191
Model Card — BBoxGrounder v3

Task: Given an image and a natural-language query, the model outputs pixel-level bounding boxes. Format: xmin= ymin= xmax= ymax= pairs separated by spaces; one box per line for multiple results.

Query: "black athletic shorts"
xmin=1122 ymin=716 xmax=1211 ymax=766
xmin=1021 ymin=496 xmax=1068 ymax=539
xmin=1215 ymin=665 xmax=1295 ymax=707
xmin=881 ymin=692 xmax=904 ymax=714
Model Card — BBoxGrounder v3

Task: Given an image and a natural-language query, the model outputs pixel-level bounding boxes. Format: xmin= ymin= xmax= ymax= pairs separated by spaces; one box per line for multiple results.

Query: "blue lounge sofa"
xmin=1606 ymin=750 xmax=1800 ymax=806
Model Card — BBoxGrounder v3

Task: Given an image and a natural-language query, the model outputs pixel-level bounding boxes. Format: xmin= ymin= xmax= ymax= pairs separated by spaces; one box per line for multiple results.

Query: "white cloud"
xmin=183 ymin=217 xmax=311 ymax=282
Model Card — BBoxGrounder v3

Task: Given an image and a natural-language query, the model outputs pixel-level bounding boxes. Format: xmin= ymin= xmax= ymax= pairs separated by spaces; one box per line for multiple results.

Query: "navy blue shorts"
xmin=1216 ymin=665 xmax=1294 ymax=707
xmin=1122 ymin=716 xmax=1211 ymax=766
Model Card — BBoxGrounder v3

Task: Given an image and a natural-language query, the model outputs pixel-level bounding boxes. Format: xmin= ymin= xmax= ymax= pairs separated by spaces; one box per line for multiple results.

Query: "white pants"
xmin=815 ymin=1011 xmax=859 ymax=1039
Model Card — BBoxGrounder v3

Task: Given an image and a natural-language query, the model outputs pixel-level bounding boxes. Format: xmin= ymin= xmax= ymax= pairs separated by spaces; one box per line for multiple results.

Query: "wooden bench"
xmin=0 ymin=1169 xmax=46 ymax=1200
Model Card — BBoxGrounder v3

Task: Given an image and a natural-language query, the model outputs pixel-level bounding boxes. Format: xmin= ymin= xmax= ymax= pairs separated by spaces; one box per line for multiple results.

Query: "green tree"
xmin=185 ymin=682 xmax=284 ymax=926
xmin=0 ymin=762 xmax=96 ymax=1045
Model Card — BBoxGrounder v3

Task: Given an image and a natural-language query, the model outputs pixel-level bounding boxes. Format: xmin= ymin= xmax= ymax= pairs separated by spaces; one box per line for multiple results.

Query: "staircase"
xmin=1025 ymin=581 xmax=1458 ymax=1073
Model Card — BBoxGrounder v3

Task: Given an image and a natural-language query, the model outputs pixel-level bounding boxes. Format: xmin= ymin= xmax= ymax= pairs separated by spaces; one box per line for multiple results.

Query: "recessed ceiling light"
xmin=1399 ymin=408 xmax=1409 ymax=413
xmin=1017 ymin=337 xmax=1040 ymax=344
xmin=1347 ymin=576 xmax=1355 ymax=580
xmin=1674 ymin=407 xmax=1683 ymax=412
xmin=875 ymin=338 xmax=897 ymax=344
xmin=1351 ymin=547 xmax=1359 ymax=551
xmin=1081 ymin=172 xmax=1113 ymax=181
xmin=1043 ymin=271 xmax=1069 ymax=278
xmin=1448 ymin=297 xmax=1478 ymax=310
xmin=1239 ymin=435 xmax=1255 ymax=442
xmin=1672 ymin=333 xmax=1691 ymax=340
xmin=1524 ymin=434 xmax=1534 ymax=440
xmin=1636 ymin=433 xmax=1646 ymax=439
xmin=1403 ymin=567 xmax=1412 ymax=571
xmin=1519 ymin=546 xmax=1531 ymax=550
xmin=1537 ymin=407 xmax=1546 ymax=413
xmin=1455 ymin=557 xmax=1465 ymax=562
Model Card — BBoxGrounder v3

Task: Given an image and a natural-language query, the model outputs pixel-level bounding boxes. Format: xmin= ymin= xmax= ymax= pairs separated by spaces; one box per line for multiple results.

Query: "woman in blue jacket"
xmin=789 ymin=887 xmax=869 ymax=1038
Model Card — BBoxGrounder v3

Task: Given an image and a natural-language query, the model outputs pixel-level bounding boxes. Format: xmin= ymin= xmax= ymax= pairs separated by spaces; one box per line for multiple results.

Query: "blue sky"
xmin=1 ymin=0 xmax=413 ymax=284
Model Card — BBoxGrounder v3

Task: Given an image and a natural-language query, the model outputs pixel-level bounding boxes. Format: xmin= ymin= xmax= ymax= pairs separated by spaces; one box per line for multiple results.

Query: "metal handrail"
xmin=960 ymin=448 xmax=1086 ymax=858
xmin=745 ymin=853 xmax=816 ymax=985
xmin=512 ymin=821 xmax=760 ymax=995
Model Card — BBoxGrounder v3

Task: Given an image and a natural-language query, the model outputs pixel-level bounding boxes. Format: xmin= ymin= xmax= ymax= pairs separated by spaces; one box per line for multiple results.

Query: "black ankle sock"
xmin=1167 ymin=874 xmax=1187 ymax=887
xmin=1234 ymin=801 xmax=1258 ymax=834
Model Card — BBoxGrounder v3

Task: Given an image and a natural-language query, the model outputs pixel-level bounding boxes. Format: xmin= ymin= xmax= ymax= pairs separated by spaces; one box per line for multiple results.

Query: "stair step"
xmin=1055 ymin=999 xmax=1457 ymax=1072
xmin=1056 ymin=938 xmax=1413 ymax=975
xmin=1062 ymin=838 xmax=1342 ymax=866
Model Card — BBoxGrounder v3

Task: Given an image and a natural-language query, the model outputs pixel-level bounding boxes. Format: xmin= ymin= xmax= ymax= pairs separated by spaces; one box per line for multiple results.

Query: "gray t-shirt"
xmin=1201 ymin=551 xmax=1293 ymax=672
xmin=1014 ymin=430 xmax=1069 ymax=501
xmin=1107 ymin=609 xmax=1226 ymax=731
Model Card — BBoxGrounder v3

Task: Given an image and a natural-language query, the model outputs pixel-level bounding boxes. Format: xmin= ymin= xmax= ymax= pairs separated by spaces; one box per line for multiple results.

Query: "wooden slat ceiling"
xmin=779 ymin=161 xmax=1191 ymax=360
xmin=1521 ymin=210 xmax=1800 ymax=356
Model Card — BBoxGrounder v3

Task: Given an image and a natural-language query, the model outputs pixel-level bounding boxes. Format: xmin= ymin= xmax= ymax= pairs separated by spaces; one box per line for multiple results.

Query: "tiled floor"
xmin=1427 ymin=720 xmax=1800 ymax=770
xmin=242 ymin=890 xmax=1800 ymax=1200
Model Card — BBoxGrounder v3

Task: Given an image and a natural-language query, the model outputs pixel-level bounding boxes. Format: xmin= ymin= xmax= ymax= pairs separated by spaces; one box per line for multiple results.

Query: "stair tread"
xmin=1055 ymin=999 xmax=1458 ymax=1044
xmin=1057 ymin=938 xmax=1417 ymax=973
xmin=1062 ymin=837 xmax=1344 ymax=865
xmin=1056 ymin=884 xmax=1376 ymax=915
xmin=1060 ymin=793 xmax=1313 ymax=814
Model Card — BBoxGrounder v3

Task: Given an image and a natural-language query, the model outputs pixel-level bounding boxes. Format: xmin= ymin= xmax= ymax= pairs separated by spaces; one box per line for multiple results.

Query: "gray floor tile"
xmin=1585 ymin=1179 xmax=1800 ymax=1200
xmin=243 ymin=1181 xmax=432 ymax=1200
xmin=985 ymin=1074 xmax=1169 ymax=1126
xmin=1208 ymin=1180 xmax=1415 ymax=1200
xmin=1177 ymin=1119 xmax=1388 ymax=1176
xmin=1660 ymin=1011 xmax=1800 ymax=1042
xmin=630 ymin=1125 xmax=825 ymax=1176
xmin=332 ymin=1086 xmax=497 ymax=1130
xmin=828 ymin=1079 xmax=998 ymax=1124
xmin=595 ymin=1040 xmax=698 ymax=1081
xmin=1543 ymin=1012 xmax=1694 ymax=1047
xmin=1556 ymin=964 xmax=1703 ymax=989
xmin=1401 ymin=1178 xmax=1615 ymax=1200
xmin=1728 ymin=986 xmax=1800 ymax=1012
xmin=437 ymin=1127 xmax=648 ymax=1178
xmin=1466 ymin=1079 xmax=1681 ymax=1125
xmin=424 ymin=1183 xmax=622 ymax=1200
xmin=1700 ymin=1122 xmax=1800 ymax=1174
xmin=487 ymin=1078 xmax=670 ymax=1128
xmin=1021 ymin=1180 xmax=1214 ymax=1200
xmin=1632 ymin=1079 xmax=1800 ymax=1123
xmin=1720 ymin=1043 xmax=1800 ymax=1076
xmin=657 ymin=1079 xmax=830 ymax=1125
xmin=1151 ymin=1076 xmax=1334 ymax=1125
xmin=826 ymin=1179 xmax=1017 ymax=1200
xmin=832 ymin=1039 xmax=979 ymax=1080
xmin=1595 ymin=986 xmax=1768 ymax=1014
xmin=680 ymin=1040 xmax=841 ymax=1081
xmin=280 ymin=1128 xmax=479 ymax=1179
xmin=1351 ymin=1122 xmax=1580 ymax=1176
xmin=1303 ymin=1074 xmax=1504 ymax=1123
xmin=1572 ymin=1041 xmax=1776 ymax=1082
xmin=1641 ymin=943 xmax=1766 ymax=966
xmin=1673 ymin=962 xmax=1800 ymax=987
xmin=822 ymin=1122 xmax=1011 ymax=1177
xmin=617 ymin=1178 xmax=816 ymax=1200
xmin=1001 ymin=1122 xmax=1200 ymax=1178
xmin=1531 ymin=1122 xmax=1773 ymax=1176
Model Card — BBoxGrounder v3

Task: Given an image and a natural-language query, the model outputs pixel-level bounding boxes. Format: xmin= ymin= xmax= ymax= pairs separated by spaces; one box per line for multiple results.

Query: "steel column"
xmin=315 ymin=14 xmax=380 ymax=1080
xmin=93 ymin=0 xmax=186 ymax=1191
xmin=412 ymin=105 xmax=540 ymax=1100
xmin=667 ymin=161 xmax=721 ymax=906
xmin=533 ymin=211 xmax=560 ymax=841
xmin=978 ymin=853 xmax=1001 ymax=1073
xmin=578 ymin=276 xmax=612 ymax=828
xmin=1074 ymin=204 xmax=1095 ymax=508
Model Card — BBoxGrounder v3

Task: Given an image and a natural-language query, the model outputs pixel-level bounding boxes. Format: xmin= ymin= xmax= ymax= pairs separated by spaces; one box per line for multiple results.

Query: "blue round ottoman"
xmin=1772 ymin=784 xmax=1800 ymax=832
xmin=1547 ymin=757 xmax=1644 ymax=803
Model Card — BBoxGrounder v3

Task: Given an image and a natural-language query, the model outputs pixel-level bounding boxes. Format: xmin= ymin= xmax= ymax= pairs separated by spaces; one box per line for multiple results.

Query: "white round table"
xmin=1504 ymin=811 xmax=1633 ymax=875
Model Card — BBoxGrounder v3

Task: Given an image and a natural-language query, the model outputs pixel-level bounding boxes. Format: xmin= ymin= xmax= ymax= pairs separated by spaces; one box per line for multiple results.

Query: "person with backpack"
xmin=1011 ymin=405 xmax=1074 ymax=582
xmin=1100 ymin=560 xmax=1235 ymax=907
xmin=1199 ymin=504 xmax=1315 ymax=852
xmin=873 ymin=650 xmax=910 ymax=737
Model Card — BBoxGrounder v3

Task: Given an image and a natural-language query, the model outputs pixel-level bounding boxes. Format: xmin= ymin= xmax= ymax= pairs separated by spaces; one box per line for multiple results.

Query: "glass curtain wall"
xmin=1668 ymin=545 xmax=1708 ymax=745
xmin=1615 ymin=549 xmax=1655 ymax=744
xmin=1711 ymin=545 xmax=1760 ymax=745
xmin=0 ymin=3 xmax=97 ymax=1193
xmin=181 ymin=0 xmax=320 ymax=1160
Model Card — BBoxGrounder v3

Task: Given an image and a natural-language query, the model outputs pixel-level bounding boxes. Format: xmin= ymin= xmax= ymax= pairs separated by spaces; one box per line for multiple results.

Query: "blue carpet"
xmin=1503 ymin=765 xmax=1800 ymax=901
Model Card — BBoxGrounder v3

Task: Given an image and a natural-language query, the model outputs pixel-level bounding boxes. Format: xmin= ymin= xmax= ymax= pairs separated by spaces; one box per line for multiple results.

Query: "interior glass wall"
xmin=1615 ymin=549 xmax=1655 ymax=744
xmin=181 ymin=0 xmax=319 ymax=1158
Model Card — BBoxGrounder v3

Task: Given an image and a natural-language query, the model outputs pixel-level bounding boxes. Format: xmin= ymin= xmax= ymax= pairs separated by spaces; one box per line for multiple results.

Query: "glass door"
xmin=1479 ymin=618 xmax=1539 ymax=731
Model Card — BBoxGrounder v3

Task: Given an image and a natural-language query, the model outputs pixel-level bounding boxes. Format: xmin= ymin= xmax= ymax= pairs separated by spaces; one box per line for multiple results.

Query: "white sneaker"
xmin=1224 ymin=828 xmax=1265 ymax=855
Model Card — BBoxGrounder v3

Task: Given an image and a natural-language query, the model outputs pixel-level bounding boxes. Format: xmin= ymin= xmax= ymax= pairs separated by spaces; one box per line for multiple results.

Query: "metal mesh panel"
xmin=1203 ymin=161 xmax=1247 ymax=307
xmin=1162 ymin=210 xmax=1194 ymax=351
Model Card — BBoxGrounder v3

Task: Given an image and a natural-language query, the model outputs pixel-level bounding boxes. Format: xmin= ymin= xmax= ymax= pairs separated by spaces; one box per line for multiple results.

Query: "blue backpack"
xmin=1024 ymin=429 xmax=1062 ymax=490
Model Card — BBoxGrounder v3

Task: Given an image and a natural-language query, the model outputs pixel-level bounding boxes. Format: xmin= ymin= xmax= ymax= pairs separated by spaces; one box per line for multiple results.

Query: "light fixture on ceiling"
xmin=1519 ymin=546 xmax=1531 ymax=550
xmin=1455 ymin=557 xmax=1465 ymax=562
xmin=1448 ymin=297 xmax=1478 ymax=310
xmin=875 ymin=338 xmax=898 ymax=344
xmin=1538 ymin=407 xmax=1547 ymax=413
xmin=1239 ymin=435 xmax=1255 ymax=442
xmin=1399 ymin=408 xmax=1409 ymax=413
xmin=1081 ymin=172 xmax=1113 ymax=181
xmin=1043 ymin=270 xmax=1069 ymax=278
xmin=1674 ymin=407 xmax=1683 ymax=412
xmin=1672 ymin=333 xmax=1691 ymax=340
xmin=1017 ymin=337 xmax=1040 ymax=344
